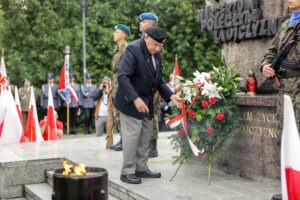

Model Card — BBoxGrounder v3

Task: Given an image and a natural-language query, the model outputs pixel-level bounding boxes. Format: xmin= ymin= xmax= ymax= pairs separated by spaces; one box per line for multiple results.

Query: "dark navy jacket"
xmin=114 ymin=38 xmax=173 ymax=120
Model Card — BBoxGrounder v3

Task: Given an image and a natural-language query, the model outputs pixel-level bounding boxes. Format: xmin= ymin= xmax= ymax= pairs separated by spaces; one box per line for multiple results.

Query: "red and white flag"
xmin=0 ymin=89 xmax=23 ymax=144
xmin=15 ymin=86 xmax=26 ymax=143
xmin=45 ymin=84 xmax=58 ymax=141
xmin=58 ymin=55 xmax=78 ymax=105
xmin=281 ymin=95 xmax=300 ymax=200
xmin=25 ymin=86 xmax=44 ymax=142
xmin=0 ymin=87 xmax=7 ymax=138
xmin=0 ymin=56 xmax=7 ymax=78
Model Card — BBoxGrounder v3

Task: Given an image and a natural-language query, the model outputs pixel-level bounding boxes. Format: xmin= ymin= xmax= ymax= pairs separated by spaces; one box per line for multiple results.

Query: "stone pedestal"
xmin=216 ymin=95 xmax=281 ymax=180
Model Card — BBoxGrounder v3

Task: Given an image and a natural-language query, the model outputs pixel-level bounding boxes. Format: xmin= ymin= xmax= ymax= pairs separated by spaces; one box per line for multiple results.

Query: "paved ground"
xmin=1 ymin=131 xmax=281 ymax=200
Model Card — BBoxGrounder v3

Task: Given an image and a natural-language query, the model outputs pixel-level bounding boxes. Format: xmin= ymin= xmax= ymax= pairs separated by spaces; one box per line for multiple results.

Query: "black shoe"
xmin=120 ymin=174 xmax=141 ymax=184
xmin=73 ymin=126 xmax=77 ymax=135
xmin=135 ymin=169 xmax=161 ymax=178
xmin=85 ymin=127 xmax=89 ymax=135
xmin=88 ymin=126 xmax=92 ymax=134
xmin=114 ymin=143 xmax=123 ymax=151
xmin=148 ymin=139 xmax=158 ymax=158
xmin=271 ymin=194 xmax=282 ymax=200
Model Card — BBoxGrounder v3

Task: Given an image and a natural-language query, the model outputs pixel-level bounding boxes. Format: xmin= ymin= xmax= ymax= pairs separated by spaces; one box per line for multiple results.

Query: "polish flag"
xmin=170 ymin=55 xmax=180 ymax=93
xmin=0 ymin=87 xmax=7 ymax=138
xmin=281 ymin=95 xmax=300 ymax=200
xmin=0 ymin=89 xmax=23 ymax=144
xmin=14 ymin=86 xmax=26 ymax=143
xmin=45 ymin=84 xmax=58 ymax=141
xmin=25 ymin=86 xmax=44 ymax=142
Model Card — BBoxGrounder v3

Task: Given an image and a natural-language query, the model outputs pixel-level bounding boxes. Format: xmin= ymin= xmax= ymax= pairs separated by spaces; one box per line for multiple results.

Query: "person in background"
xmin=110 ymin=24 xmax=131 ymax=151
xmin=39 ymin=111 xmax=63 ymax=139
xmin=19 ymin=78 xmax=36 ymax=132
xmin=65 ymin=73 xmax=80 ymax=134
xmin=40 ymin=74 xmax=61 ymax=116
xmin=80 ymin=74 xmax=97 ymax=134
xmin=94 ymin=76 xmax=111 ymax=137
xmin=138 ymin=12 xmax=161 ymax=158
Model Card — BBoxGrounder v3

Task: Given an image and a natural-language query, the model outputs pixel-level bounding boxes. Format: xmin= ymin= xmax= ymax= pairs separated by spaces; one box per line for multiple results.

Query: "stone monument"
xmin=198 ymin=0 xmax=289 ymax=180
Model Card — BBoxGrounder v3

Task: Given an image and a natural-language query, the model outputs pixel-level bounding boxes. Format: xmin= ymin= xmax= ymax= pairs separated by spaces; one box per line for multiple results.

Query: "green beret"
xmin=114 ymin=24 xmax=131 ymax=37
xmin=23 ymin=78 xmax=30 ymax=83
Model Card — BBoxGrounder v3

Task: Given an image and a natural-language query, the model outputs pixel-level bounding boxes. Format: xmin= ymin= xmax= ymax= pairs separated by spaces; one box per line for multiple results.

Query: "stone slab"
xmin=0 ymin=132 xmax=281 ymax=200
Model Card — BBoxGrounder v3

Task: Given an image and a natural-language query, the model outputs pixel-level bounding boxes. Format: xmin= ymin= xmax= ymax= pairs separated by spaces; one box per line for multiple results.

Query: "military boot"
xmin=73 ymin=126 xmax=77 ymax=135
xmin=113 ymin=136 xmax=123 ymax=151
xmin=148 ymin=139 xmax=158 ymax=158
xmin=85 ymin=126 xmax=89 ymax=134
xmin=88 ymin=125 xmax=92 ymax=134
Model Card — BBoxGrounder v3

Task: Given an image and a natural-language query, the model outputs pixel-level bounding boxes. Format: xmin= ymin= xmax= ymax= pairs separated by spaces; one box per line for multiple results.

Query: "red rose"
xmin=194 ymin=139 xmax=199 ymax=143
xmin=209 ymin=97 xmax=216 ymax=105
xmin=216 ymin=113 xmax=224 ymax=121
xmin=178 ymin=129 xmax=185 ymax=136
xmin=188 ymin=111 xmax=196 ymax=119
xmin=206 ymin=127 xmax=214 ymax=134
xmin=198 ymin=152 xmax=202 ymax=156
xmin=202 ymin=100 xmax=209 ymax=108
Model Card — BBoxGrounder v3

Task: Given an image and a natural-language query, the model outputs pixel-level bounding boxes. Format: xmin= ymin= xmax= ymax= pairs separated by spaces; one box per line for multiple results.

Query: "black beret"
xmin=146 ymin=27 xmax=169 ymax=44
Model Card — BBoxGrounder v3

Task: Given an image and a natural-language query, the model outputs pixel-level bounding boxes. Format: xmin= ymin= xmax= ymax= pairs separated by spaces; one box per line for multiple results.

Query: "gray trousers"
xmin=95 ymin=116 xmax=108 ymax=136
xmin=120 ymin=112 xmax=153 ymax=175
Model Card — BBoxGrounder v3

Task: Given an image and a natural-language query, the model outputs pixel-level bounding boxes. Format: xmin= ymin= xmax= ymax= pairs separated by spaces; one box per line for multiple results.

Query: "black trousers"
xmin=69 ymin=107 xmax=78 ymax=128
xmin=84 ymin=108 xmax=95 ymax=128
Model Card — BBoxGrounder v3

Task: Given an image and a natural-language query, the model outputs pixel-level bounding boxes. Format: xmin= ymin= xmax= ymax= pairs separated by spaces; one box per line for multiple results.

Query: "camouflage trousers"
xmin=276 ymin=77 xmax=300 ymax=131
xmin=151 ymin=92 xmax=160 ymax=140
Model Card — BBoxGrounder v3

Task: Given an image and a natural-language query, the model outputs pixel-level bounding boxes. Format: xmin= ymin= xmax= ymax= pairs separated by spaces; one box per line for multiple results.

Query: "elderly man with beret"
xmin=114 ymin=27 xmax=182 ymax=184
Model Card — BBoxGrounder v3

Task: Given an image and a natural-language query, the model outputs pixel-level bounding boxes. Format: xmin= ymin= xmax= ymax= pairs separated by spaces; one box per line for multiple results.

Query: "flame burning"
xmin=62 ymin=160 xmax=73 ymax=175
xmin=62 ymin=160 xmax=87 ymax=176
xmin=73 ymin=163 xmax=87 ymax=175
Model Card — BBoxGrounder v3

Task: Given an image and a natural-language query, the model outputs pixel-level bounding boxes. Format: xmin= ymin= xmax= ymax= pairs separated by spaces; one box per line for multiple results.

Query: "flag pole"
xmin=67 ymin=103 xmax=70 ymax=134
xmin=1 ymin=48 xmax=4 ymax=58
xmin=65 ymin=45 xmax=70 ymax=135
xmin=31 ymin=127 xmax=33 ymax=142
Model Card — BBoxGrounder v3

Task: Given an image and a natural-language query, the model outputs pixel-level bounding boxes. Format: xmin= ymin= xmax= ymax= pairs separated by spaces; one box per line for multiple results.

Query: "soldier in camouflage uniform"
xmin=138 ymin=13 xmax=161 ymax=158
xmin=110 ymin=24 xmax=131 ymax=151
xmin=261 ymin=0 xmax=300 ymax=131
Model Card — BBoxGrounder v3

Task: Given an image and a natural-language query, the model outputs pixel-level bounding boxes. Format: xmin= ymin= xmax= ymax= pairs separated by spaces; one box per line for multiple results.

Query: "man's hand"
xmin=170 ymin=94 xmax=182 ymax=108
xmin=134 ymin=97 xmax=149 ymax=113
xmin=262 ymin=64 xmax=275 ymax=78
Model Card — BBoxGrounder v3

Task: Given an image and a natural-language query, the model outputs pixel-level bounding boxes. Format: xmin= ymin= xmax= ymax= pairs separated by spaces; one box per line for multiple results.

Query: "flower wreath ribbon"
xmin=165 ymin=88 xmax=204 ymax=156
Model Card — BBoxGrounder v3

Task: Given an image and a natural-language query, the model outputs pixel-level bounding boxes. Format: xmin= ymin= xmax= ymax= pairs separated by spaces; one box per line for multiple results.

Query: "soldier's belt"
xmin=280 ymin=59 xmax=300 ymax=70
xmin=279 ymin=69 xmax=300 ymax=79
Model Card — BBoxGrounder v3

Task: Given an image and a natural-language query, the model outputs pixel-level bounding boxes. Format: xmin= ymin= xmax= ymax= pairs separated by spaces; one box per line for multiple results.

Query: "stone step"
xmin=45 ymin=170 xmax=54 ymax=187
xmin=24 ymin=183 xmax=52 ymax=200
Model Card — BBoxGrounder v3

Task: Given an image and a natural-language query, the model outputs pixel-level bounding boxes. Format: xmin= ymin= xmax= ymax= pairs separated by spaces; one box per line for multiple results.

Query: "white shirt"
xmin=151 ymin=55 xmax=156 ymax=71
xmin=98 ymin=92 xmax=108 ymax=117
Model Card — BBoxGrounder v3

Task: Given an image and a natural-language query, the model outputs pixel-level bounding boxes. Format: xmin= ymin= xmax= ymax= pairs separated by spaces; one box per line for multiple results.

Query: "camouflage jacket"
xmin=260 ymin=19 xmax=300 ymax=72
xmin=112 ymin=42 xmax=128 ymax=93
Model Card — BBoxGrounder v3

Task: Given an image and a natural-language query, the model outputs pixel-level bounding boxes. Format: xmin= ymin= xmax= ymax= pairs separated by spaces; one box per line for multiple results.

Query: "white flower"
xmin=201 ymin=82 xmax=222 ymax=99
xmin=192 ymin=70 xmax=211 ymax=85
xmin=182 ymin=80 xmax=194 ymax=103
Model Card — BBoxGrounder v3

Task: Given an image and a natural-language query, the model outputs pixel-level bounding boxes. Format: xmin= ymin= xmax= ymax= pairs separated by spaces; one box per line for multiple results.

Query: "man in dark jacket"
xmin=114 ymin=27 xmax=182 ymax=184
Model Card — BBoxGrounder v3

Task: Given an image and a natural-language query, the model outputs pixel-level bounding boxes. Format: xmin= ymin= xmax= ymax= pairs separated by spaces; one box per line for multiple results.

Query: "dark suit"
xmin=114 ymin=38 xmax=172 ymax=120
xmin=114 ymin=38 xmax=173 ymax=175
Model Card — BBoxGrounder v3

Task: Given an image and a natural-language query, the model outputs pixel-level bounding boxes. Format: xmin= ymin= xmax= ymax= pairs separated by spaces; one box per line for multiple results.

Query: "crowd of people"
xmin=8 ymin=12 xmax=181 ymax=185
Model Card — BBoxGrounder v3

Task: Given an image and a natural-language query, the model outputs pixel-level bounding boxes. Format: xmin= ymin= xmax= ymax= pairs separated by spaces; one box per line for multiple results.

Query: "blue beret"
xmin=69 ymin=73 xmax=75 ymax=78
xmin=146 ymin=27 xmax=169 ymax=43
xmin=86 ymin=74 xmax=93 ymax=79
xmin=139 ymin=13 xmax=158 ymax=22
xmin=47 ymin=74 xmax=55 ymax=79
xmin=114 ymin=24 xmax=131 ymax=36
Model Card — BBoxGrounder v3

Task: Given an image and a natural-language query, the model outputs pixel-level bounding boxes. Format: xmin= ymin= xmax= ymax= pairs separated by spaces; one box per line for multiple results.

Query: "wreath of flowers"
xmin=168 ymin=63 xmax=242 ymax=184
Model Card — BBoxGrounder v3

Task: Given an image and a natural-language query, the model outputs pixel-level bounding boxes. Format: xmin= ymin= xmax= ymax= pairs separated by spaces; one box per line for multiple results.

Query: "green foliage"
xmin=169 ymin=62 xmax=242 ymax=168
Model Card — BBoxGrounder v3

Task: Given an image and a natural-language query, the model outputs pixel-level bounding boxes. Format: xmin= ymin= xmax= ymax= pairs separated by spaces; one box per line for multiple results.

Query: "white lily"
xmin=201 ymin=82 xmax=222 ymax=99
xmin=192 ymin=70 xmax=211 ymax=85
